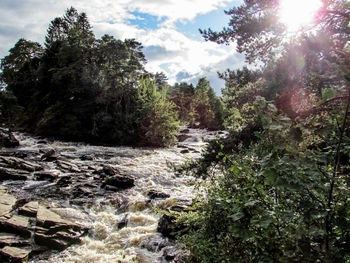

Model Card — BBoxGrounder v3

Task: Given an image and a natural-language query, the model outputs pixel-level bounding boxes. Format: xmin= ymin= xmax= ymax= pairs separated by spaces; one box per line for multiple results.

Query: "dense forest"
xmin=0 ymin=7 xmax=223 ymax=147
xmin=0 ymin=0 xmax=349 ymax=262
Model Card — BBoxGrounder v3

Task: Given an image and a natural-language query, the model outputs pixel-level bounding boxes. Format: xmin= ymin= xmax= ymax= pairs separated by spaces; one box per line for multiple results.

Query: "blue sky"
xmin=0 ymin=0 xmax=245 ymax=94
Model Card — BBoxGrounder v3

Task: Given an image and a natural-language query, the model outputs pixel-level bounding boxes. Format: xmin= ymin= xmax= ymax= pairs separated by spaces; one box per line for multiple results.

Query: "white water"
xmin=10 ymin=128 xmax=224 ymax=263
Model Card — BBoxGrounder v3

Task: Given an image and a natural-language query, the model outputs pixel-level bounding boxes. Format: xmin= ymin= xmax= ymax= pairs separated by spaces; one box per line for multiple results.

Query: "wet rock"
xmin=34 ymin=206 xmax=87 ymax=250
xmin=0 ymin=246 xmax=31 ymax=262
xmin=162 ymin=245 xmax=190 ymax=263
xmin=157 ymin=199 xmax=192 ymax=238
xmin=73 ymin=186 xmax=93 ymax=198
xmin=33 ymin=171 xmax=58 ymax=181
xmin=0 ymin=156 xmax=42 ymax=172
xmin=104 ymin=174 xmax=135 ymax=189
xmin=0 ymin=130 xmax=20 ymax=148
xmin=117 ymin=214 xmax=129 ymax=229
xmin=56 ymin=160 xmax=80 ymax=173
xmin=180 ymin=149 xmax=190 ymax=154
xmin=19 ymin=202 xmax=39 ymax=217
xmin=0 ymin=167 xmax=30 ymax=181
xmin=157 ymin=214 xmax=180 ymax=238
xmin=56 ymin=175 xmax=72 ymax=187
xmin=177 ymin=134 xmax=191 ymax=143
xmin=0 ymin=233 xmax=30 ymax=247
xmin=37 ymin=140 xmax=47 ymax=144
xmin=147 ymin=190 xmax=170 ymax=200
xmin=2 ymin=215 xmax=31 ymax=238
xmin=180 ymin=128 xmax=190 ymax=134
xmin=40 ymin=149 xmax=57 ymax=162
xmin=80 ymin=154 xmax=93 ymax=161
xmin=140 ymin=237 xmax=173 ymax=252
xmin=108 ymin=194 xmax=129 ymax=213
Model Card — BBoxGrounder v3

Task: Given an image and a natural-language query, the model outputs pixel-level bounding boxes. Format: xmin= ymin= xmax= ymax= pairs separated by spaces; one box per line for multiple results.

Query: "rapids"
xmin=1 ymin=128 xmax=224 ymax=263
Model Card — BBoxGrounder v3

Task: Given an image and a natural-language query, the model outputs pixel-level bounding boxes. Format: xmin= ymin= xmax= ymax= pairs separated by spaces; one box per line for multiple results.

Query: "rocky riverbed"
xmin=0 ymin=127 xmax=224 ymax=262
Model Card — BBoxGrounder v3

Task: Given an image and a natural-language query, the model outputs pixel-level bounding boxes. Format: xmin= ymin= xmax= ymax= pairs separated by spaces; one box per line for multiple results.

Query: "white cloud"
xmin=0 ymin=0 xmax=245 ymax=93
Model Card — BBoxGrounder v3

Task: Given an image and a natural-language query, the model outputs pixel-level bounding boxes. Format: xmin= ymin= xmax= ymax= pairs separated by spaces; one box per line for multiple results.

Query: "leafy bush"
xmin=177 ymin=98 xmax=350 ymax=262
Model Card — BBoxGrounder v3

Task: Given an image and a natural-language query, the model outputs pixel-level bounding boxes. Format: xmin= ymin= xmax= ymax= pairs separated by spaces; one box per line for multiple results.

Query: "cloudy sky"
xmin=0 ymin=0 xmax=246 ymax=94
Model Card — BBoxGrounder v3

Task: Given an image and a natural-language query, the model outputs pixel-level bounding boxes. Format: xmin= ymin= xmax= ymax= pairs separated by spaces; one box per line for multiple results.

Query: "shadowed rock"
xmin=0 ymin=246 xmax=31 ymax=262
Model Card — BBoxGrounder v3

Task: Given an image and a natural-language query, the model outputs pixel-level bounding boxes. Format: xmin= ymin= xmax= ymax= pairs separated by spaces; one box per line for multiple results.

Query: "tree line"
xmin=0 ymin=7 xmax=224 ymax=147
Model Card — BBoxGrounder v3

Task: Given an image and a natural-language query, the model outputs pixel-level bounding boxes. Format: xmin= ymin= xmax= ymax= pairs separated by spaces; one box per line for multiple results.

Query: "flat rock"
xmin=0 ymin=192 xmax=17 ymax=221
xmin=56 ymin=160 xmax=80 ymax=173
xmin=36 ymin=206 xmax=76 ymax=229
xmin=0 ymin=156 xmax=42 ymax=172
xmin=19 ymin=202 xmax=39 ymax=217
xmin=3 ymin=215 xmax=31 ymax=237
xmin=0 ymin=233 xmax=30 ymax=247
xmin=0 ymin=246 xmax=30 ymax=262
xmin=33 ymin=171 xmax=58 ymax=181
xmin=0 ymin=167 xmax=30 ymax=181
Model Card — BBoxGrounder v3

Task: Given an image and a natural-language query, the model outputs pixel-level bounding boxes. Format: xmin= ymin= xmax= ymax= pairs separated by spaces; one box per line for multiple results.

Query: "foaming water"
xmin=12 ymin=128 xmax=224 ymax=263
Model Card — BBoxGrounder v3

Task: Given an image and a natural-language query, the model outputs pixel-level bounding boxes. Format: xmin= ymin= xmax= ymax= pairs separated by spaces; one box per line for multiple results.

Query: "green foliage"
xmin=177 ymin=1 xmax=350 ymax=261
xmin=169 ymin=78 xmax=224 ymax=130
xmin=137 ymin=77 xmax=180 ymax=147
xmin=178 ymin=98 xmax=350 ymax=262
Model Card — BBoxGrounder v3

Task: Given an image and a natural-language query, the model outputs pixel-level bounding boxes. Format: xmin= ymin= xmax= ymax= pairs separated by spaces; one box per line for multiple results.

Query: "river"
xmin=1 ymin=127 xmax=223 ymax=263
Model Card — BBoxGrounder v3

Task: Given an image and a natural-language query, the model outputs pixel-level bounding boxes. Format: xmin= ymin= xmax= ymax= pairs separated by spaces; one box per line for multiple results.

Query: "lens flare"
xmin=279 ymin=0 xmax=323 ymax=32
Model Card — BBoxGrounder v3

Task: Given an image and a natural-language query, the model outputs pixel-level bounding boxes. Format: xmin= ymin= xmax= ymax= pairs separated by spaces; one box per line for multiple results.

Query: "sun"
xmin=279 ymin=0 xmax=323 ymax=32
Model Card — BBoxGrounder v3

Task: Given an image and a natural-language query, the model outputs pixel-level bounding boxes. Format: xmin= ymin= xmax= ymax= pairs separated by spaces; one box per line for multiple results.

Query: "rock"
xmin=157 ymin=214 xmax=179 ymax=238
xmin=180 ymin=128 xmax=190 ymax=134
xmin=0 ymin=156 xmax=42 ymax=172
xmin=36 ymin=206 xmax=76 ymax=229
xmin=0 ymin=246 xmax=31 ymax=262
xmin=33 ymin=171 xmax=58 ymax=181
xmin=0 ymin=192 xmax=17 ymax=221
xmin=180 ymin=149 xmax=190 ymax=154
xmin=73 ymin=186 xmax=93 ymax=198
xmin=34 ymin=206 xmax=88 ymax=250
xmin=56 ymin=160 xmax=80 ymax=172
xmin=19 ymin=202 xmax=39 ymax=217
xmin=147 ymin=190 xmax=170 ymax=200
xmin=104 ymin=175 xmax=135 ymax=189
xmin=140 ymin=237 xmax=173 ymax=252
xmin=0 ymin=129 xmax=20 ymax=148
xmin=0 ymin=167 xmax=30 ymax=181
xmin=2 ymin=215 xmax=31 ymax=238
xmin=117 ymin=214 xmax=128 ymax=229
xmin=37 ymin=140 xmax=47 ymax=144
xmin=56 ymin=175 xmax=72 ymax=186
xmin=162 ymin=245 xmax=190 ymax=263
xmin=40 ymin=149 xmax=57 ymax=162
xmin=177 ymin=134 xmax=191 ymax=143
xmin=80 ymin=154 xmax=94 ymax=161
xmin=157 ymin=199 xmax=192 ymax=238
xmin=0 ymin=233 xmax=30 ymax=247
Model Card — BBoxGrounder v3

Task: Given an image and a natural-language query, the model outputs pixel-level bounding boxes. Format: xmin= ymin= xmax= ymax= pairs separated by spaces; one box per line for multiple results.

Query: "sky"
xmin=0 ymin=0 xmax=246 ymax=94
